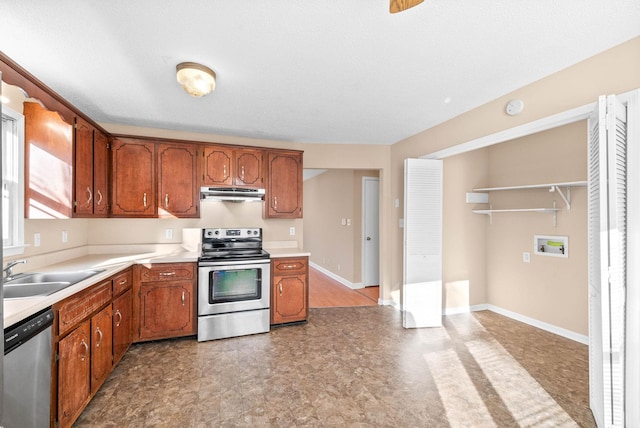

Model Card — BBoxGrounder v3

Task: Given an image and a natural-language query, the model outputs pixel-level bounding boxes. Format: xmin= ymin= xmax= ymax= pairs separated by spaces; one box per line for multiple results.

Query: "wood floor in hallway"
xmin=308 ymin=267 xmax=378 ymax=308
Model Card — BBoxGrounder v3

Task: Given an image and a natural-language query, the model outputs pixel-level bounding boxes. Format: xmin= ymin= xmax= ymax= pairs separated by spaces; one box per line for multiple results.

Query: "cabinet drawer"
xmin=139 ymin=263 xmax=194 ymax=283
xmin=57 ymin=281 xmax=112 ymax=336
xmin=272 ymin=257 xmax=308 ymax=275
xmin=112 ymin=269 xmax=132 ymax=296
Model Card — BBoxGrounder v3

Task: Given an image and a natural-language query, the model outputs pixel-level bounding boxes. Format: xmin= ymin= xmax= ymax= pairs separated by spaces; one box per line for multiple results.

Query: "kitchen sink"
xmin=4 ymin=281 xmax=73 ymax=299
xmin=3 ymin=269 xmax=105 ymax=299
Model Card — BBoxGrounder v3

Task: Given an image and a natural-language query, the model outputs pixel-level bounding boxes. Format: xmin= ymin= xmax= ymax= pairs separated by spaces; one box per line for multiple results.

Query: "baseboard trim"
xmin=438 ymin=303 xmax=587 ymax=344
xmin=309 ymin=261 xmax=362 ymax=289
xmin=378 ymin=298 xmax=401 ymax=310
xmin=477 ymin=304 xmax=588 ymax=345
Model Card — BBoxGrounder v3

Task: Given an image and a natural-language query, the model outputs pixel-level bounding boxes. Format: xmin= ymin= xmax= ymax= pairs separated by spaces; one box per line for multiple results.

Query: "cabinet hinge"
xmin=56 ymin=352 xmax=60 ymax=362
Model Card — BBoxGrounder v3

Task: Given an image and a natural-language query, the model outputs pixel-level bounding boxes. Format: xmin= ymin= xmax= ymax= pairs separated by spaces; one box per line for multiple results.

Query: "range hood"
xmin=200 ymin=186 xmax=265 ymax=202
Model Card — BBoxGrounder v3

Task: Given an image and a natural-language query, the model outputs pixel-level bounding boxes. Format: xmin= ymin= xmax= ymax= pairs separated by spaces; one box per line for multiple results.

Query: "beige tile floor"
xmin=75 ymin=308 xmax=595 ymax=427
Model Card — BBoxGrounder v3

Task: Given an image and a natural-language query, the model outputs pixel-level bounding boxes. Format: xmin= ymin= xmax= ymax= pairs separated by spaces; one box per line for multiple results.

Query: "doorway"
xmin=362 ymin=177 xmax=379 ymax=287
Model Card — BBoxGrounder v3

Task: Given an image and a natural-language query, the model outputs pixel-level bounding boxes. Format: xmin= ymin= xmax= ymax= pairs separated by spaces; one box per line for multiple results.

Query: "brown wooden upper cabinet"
xmin=74 ymin=117 xmax=109 ymax=217
xmin=110 ymin=138 xmax=156 ymax=217
xmin=23 ymin=101 xmax=73 ymax=219
xmin=265 ymin=150 xmax=303 ymax=218
xmin=202 ymin=146 xmax=263 ymax=188
xmin=157 ymin=143 xmax=199 ymax=218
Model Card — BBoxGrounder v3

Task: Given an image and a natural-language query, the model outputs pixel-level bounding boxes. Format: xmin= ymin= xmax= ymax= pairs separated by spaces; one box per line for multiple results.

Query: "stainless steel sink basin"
xmin=3 ymin=269 xmax=105 ymax=299
xmin=4 ymin=281 xmax=72 ymax=299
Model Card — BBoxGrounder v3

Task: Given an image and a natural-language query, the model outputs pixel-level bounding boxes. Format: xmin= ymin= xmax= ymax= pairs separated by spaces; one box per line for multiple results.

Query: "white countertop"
xmin=267 ymin=248 xmax=310 ymax=258
xmin=3 ymin=247 xmax=308 ymax=328
xmin=3 ymin=250 xmax=199 ymax=328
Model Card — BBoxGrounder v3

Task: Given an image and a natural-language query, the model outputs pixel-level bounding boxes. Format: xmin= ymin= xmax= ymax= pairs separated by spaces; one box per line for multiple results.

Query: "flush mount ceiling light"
xmin=176 ymin=62 xmax=216 ymax=97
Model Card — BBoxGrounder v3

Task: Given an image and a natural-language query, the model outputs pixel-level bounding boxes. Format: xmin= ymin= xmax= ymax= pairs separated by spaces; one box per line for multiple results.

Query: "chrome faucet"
xmin=3 ymin=260 xmax=27 ymax=280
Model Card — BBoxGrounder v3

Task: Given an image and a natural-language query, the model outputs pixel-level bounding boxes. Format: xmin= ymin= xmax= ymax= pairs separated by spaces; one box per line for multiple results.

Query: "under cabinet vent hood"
xmin=200 ymin=186 xmax=265 ymax=202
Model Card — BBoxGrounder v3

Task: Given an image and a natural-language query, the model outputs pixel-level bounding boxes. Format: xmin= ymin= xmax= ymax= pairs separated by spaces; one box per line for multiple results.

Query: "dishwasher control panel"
xmin=4 ymin=307 xmax=54 ymax=354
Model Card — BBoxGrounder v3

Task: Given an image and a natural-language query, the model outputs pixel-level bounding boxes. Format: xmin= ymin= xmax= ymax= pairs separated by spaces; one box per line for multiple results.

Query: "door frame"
xmin=361 ymin=176 xmax=380 ymax=288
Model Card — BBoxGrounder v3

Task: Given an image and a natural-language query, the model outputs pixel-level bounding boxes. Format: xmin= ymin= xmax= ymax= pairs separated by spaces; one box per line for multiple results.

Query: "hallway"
xmin=308 ymin=267 xmax=378 ymax=308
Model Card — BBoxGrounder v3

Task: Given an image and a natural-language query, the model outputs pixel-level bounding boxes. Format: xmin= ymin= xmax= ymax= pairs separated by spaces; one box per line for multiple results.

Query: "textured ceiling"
xmin=1 ymin=1 xmax=639 ymax=145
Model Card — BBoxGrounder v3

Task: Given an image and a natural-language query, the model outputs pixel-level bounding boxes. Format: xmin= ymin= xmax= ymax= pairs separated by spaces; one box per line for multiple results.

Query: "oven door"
xmin=198 ymin=260 xmax=270 ymax=316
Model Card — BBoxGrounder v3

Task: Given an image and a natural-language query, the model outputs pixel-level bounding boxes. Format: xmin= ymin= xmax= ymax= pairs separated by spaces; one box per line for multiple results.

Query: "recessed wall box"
xmin=466 ymin=192 xmax=489 ymax=204
xmin=534 ymin=235 xmax=568 ymax=258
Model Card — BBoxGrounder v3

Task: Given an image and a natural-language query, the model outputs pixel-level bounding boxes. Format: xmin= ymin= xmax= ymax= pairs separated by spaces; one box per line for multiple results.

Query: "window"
xmin=2 ymin=106 xmax=25 ymax=255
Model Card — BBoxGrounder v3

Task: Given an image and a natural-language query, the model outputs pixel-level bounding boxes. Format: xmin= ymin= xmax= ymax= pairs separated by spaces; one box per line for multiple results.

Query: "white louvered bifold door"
xmin=588 ymin=94 xmax=627 ymax=428
xmin=403 ymin=158 xmax=443 ymax=328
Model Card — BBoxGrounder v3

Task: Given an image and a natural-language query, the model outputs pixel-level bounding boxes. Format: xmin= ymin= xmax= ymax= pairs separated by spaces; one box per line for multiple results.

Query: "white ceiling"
xmin=2 ymin=1 xmax=639 ymax=145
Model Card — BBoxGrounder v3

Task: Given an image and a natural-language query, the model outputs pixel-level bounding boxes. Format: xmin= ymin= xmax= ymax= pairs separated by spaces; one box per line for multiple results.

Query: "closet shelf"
xmin=472 ymin=180 xmax=587 ymax=211
xmin=472 ymin=202 xmax=560 ymax=226
xmin=472 ymin=208 xmax=560 ymax=214
xmin=473 ymin=181 xmax=587 ymax=192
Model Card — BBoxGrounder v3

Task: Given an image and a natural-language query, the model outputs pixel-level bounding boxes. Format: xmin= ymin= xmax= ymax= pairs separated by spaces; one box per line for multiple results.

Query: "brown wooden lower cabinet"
xmin=113 ymin=288 xmax=133 ymax=365
xmin=54 ymin=267 xmax=133 ymax=428
xmin=271 ymin=257 xmax=309 ymax=325
xmin=57 ymin=320 xmax=91 ymax=428
xmin=90 ymin=305 xmax=113 ymax=395
xmin=134 ymin=263 xmax=197 ymax=342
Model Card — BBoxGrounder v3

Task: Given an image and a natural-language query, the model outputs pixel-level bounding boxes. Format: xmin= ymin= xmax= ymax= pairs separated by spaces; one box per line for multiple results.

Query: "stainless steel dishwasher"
xmin=2 ymin=307 xmax=54 ymax=428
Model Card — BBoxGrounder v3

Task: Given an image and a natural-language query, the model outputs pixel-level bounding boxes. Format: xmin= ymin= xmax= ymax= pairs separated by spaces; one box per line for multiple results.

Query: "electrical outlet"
xmin=166 ymin=228 xmax=173 ymax=239
xmin=289 ymin=227 xmax=295 ymax=236
xmin=62 ymin=230 xmax=68 ymax=243
xmin=523 ymin=252 xmax=531 ymax=263
xmin=346 ymin=219 xmax=351 ymax=226
xmin=34 ymin=232 xmax=41 ymax=247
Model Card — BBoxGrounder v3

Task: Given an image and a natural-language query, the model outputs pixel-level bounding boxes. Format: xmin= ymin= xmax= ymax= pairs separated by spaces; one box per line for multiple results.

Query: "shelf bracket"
xmin=551 ymin=186 xmax=571 ymax=210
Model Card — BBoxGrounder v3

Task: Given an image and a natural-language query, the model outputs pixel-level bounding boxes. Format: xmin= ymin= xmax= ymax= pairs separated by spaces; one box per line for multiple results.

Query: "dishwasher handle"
xmin=4 ymin=307 xmax=54 ymax=355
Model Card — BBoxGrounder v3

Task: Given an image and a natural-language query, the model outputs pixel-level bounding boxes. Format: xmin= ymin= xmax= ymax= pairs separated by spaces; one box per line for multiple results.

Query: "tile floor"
xmin=75 ymin=308 xmax=595 ymax=427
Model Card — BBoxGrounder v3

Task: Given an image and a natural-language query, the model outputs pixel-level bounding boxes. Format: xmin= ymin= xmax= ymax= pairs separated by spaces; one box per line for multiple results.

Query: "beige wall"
xmin=303 ymin=169 xmax=379 ymax=284
xmin=485 ymin=121 xmax=588 ymax=335
xmin=442 ymin=148 xmax=489 ymax=310
xmin=391 ymin=36 xmax=640 ymax=332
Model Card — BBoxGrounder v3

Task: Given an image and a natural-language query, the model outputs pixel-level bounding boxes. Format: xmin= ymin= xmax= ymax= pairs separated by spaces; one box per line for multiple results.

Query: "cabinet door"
xmin=265 ymin=151 xmax=303 ymax=218
xmin=24 ymin=101 xmax=73 ymax=219
xmin=202 ymin=146 xmax=233 ymax=186
xmin=113 ymin=289 xmax=133 ymax=366
xmin=58 ymin=320 xmax=91 ymax=428
xmin=92 ymin=130 xmax=110 ymax=217
xmin=234 ymin=148 xmax=263 ymax=187
xmin=111 ymin=139 xmax=156 ymax=217
xmin=74 ymin=117 xmax=94 ymax=216
xmin=139 ymin=281 xmax=195 ymax=341
xmin=91 ymin=305 xmax=113 ymax=395
xmin=272 ymin=274 xmax=308 ymax=324
xmin=158 ymin=143 xmax=199 ymax=218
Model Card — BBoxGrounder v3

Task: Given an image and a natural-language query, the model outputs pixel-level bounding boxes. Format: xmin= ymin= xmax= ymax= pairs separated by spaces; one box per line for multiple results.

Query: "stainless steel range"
xmin=197 ymin=228 xmax=270 ymax=342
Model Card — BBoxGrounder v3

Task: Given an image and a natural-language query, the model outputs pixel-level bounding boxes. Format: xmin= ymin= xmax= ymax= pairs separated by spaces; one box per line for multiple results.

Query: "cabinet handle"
xmin=80 ymin=339 xmax=89 ymax=361
xmin=241 ymin=165 xmax=245 ymax=181
xmin=95 ymin=327 xmax=103 ymax=347
xmin=96 ymin=189 xmax=103 ymax=206
xmin=114 ymin=310 xmax=123 ymax=326
xmin=86 ymin=186 xmax=93 ymax=204
xmin=223 ymin=164 xmax=227 ymax=178
xmin=279 ymin=282 xmax=283 ymax=296
xmin=181 ymin=290 xmax=185 ymax=306
xmin=274 ymin=196 xmax=278 ymax=210
xmin=165 ymin=193 xmax=169 ymax=208
xmin=159 ymin=271 xmax=176 ymax=276
xmin=283 ymin=264 xmax=297 ymax=269
xmin=143 ymin=192 xmax=147 ymax=207
xmin=119 ymin=279 xmax=127 ymax=285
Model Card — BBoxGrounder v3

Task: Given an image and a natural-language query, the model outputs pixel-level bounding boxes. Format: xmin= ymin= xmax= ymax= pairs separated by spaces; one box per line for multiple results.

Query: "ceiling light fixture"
xmin=176 ymin=62 xmax=216 ymax=97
